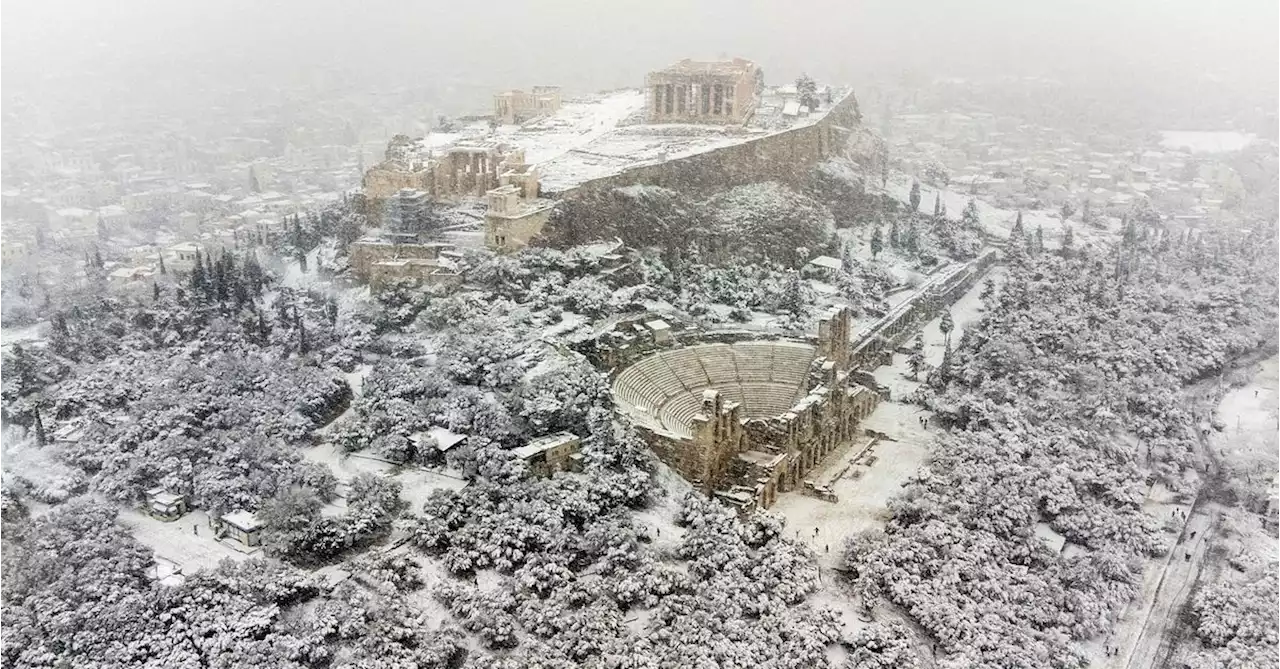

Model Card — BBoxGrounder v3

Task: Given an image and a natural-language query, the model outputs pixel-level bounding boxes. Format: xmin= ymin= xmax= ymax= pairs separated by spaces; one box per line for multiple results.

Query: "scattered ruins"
xmin=494 ymin=86 xmax=563 ymax=125
xmin=347 ymin=233 xmax=463 ymax=290
xmin=356 ymin=56 xmax=863 ymax=258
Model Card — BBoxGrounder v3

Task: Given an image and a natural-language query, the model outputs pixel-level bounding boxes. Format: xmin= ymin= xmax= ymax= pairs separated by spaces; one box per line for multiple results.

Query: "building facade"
xmin=644 ymin=58 xmax=761 ymax=125
xmin=494 ymin=86 xmax=563 ymax=125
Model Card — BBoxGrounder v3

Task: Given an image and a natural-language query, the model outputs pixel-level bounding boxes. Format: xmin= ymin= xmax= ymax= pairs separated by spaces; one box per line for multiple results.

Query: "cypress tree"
xmin=295 ymin=307 xmax=309 ymax=354
xmin=33 ymin=407 xmax=46 ymax=447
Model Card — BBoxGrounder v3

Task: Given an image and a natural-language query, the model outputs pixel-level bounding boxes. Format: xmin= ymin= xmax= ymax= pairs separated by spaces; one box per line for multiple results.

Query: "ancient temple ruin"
xmin=644 ymin=57 xmax=762 ymax=124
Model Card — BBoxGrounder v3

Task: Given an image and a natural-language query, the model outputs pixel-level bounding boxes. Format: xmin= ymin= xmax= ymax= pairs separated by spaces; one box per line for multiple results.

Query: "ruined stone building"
xmin=644 ymin=58 xmax=762 ymax=124
xmin=609 ymin=307 xmax=879 ymax=511
xmin=362 ymin=143 xmax=522 ymax=204
xmin=494 ymin=86 xmax=563 ymax=125
xmin=348 ymin=234 xmax=462 ymax=290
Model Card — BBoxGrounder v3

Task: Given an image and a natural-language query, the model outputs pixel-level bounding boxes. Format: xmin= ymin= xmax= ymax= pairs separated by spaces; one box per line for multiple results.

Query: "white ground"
xmin=1209 ymin=356 xmax=1279 ymax=477
xmin=772 ymin=265 xmax=1001 ymax=570
xmin=1 ymin=429 xmax=84 ymax=497
xmin=883 ymin=171 xmax=1116 ymax=248
xmin=116 ymin=507 xmax=256 ymax=574
xmin=1087 ymin=356 xmax=1279 ymax=668
xmin=0 ymin=322 xmax=46 ymax=352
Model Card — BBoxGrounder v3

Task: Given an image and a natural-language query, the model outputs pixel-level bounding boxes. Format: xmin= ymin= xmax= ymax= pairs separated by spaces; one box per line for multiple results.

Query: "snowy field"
xmin=1159 ymin=130 xmax=1256 ymax=154
xmin=117 ymin=508 xmax=256 ymax=574
xmin=883 ymin=172 xmax=1115 ymax=248
xmin=0 ymin=321 xmax=46 ymax=353
xmin=1210 ymin=355 xmax=1278 ymax=474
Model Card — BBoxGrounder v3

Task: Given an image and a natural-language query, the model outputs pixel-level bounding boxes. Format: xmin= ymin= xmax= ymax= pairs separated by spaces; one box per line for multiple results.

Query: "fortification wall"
xmin=549 ymin=90 xmax=862 ymax=200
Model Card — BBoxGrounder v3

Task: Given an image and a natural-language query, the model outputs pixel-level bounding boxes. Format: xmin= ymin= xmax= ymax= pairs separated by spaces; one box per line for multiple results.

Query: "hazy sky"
xmin=3 ymin=0 xmax=1277 ymax=111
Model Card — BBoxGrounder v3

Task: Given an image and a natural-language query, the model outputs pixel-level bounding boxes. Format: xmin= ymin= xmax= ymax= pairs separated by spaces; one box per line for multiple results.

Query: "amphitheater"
xmin=611 ymin=341 xmax=820 ymax=438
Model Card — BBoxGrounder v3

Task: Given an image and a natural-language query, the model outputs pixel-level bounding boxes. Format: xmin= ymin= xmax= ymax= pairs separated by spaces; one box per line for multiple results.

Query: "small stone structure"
xmin=513 ymin=432 xmax=582 ymax=478
xmin=494 ymin=86 xmax=563 ymax=125
xmin=645 ymin=58 xmax=761 ymax=125
xmin=145 ymin=487 xmax=186 ymax=522
xmin=484 ymin=184 xmax=556 ymax=252
xmin=348 ymin=234 xmax=462 ymax=289
xmin=219 ymin=510 xmax=263 ymax=548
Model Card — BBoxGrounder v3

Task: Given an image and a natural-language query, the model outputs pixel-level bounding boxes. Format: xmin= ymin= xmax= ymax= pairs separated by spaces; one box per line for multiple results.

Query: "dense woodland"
xmin=2 ymin=166 xmax=1278 ymax=668
xmin=847 ymin=220 xmax=1278 ymax=668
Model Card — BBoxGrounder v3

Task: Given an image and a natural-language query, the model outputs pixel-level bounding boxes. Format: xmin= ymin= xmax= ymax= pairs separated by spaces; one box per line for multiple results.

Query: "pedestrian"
xmin=814 ymin=527 xmax=820 ymax=537
xmin=193 ymin=524 xmax=198 ymax=536
xmin=656 ymin=528 xmax=660 ymax=537
xmin=1190 ymin=531 xmax=1196 ymax=539
xmin=825 ymin=544 xmax=829 ymax=553
xmin=1185 ymin=551 xmax=1191 ymax=561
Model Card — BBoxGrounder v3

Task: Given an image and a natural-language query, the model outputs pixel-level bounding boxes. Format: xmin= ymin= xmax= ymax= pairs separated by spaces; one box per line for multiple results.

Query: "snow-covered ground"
xmin=0 ymin=321 xmax=46 ymax=353
xmin=883 ymin=171 xmax=1115 ymax=247
xmin=1210 ymin=355 xmax=1278 ymax=474
xmin=117 ymin=507 xmax=256 ymax=574
xmin=1159 ymin=131 xmax=1256 ymax=154
xmin=772 ymin=265 xmax=999 ymax=568
xmin=1 ymin=430 xmax=86 ymax=499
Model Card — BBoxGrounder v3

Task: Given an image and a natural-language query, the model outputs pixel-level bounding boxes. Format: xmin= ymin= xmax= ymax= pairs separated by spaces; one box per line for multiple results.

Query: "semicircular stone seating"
xmin=612 ymin=342 xmax=817 ymax=437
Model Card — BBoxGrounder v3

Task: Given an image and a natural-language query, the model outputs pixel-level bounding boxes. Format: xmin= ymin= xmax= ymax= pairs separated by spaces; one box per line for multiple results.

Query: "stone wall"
xmin=349 ymin=239 xmax=453 ymax=281
xmin=546 ymin=90 xmax=862 ymax=200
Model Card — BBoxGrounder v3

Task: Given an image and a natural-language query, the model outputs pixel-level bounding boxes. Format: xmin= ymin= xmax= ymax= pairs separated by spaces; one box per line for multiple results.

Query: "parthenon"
xmin=644 ymin=57 xmax=761 ymax=124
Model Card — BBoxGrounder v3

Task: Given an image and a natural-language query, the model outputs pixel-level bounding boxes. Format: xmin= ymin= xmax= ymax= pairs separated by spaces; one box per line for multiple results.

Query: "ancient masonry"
xmin=358 ymin=56 xmax=864 ymax=261
xmin=609 ymin=307 xmax=877 ymax=511
xmin=604 ymin=251 xmax=998 ymax=512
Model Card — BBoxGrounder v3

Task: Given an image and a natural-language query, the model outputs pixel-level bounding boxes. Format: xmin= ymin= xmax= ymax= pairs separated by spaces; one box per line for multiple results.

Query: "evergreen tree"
xmin=1006 ymin=212 xmax=1028 ymax=264
xmin=1034 ymin=224 xmax=1045 ymax=255
xmin=784 ymin=270 xmax=806 ymax=318
xmin=933 ymin=192 xmax=941 ymax=218
xmin=961 ymin=199 xmax=981 ymax=231
xmin=908 ymin=338 xmax=926 ymax=380
xmin=152 ymin=282 xmax=161 ymax=301
xmin=158 ymin=253 xmax=167 ymax=275
xmin=243 ymin=253 xmax=264 ymax=294
xmin=326 ymin=297 xmax=339 ymax=326
xmin=904 ymin=220 xmax=920 ymax=254
xmin=276 ymin=292 xmax=293 ymax=326
xmin=33 ymin=406 xmax=46 ymax=447
xmin=939 ymin=308 xmax=954 ymax=345
xmin=937 ymin=338 xmax=955 ymax=386
xmin=1060 ymin=200 xmax=1075 ymax=223
xmin=257 ymin=308 xmax=271 ymax=344
xmin=889 ymin=219 xmax=901 ymax=248
xmin=92 ymin=248 xmax=103 ymax=269
xmin=795 ymin=73 xmax=820 ymax=110
xmin=295 ymin=307 xmax=309 ymax=355
xmin=870 ymin=227 xmax=884 ymax=259
xmin=909 ymin=181 xmax=922 ymax=212
xmin=1061 ymin=225 xmax=1075 ymax=257
xmin=1011 ymin=210 xmax=1025 ymax=239
xmin=190 ymin=250 xmax=206 ymax=295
